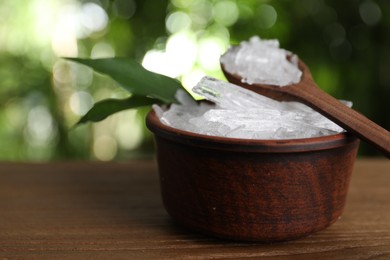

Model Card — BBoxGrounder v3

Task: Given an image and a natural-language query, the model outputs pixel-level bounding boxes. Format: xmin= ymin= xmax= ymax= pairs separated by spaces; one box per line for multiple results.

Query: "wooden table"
xmin=0 ymin=159 xmax=389 ymax=259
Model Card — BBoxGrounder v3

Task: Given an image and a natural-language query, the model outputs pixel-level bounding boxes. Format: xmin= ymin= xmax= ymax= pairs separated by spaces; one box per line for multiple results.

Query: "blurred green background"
xmin=1 ymin=0 xmax=389 ymax=161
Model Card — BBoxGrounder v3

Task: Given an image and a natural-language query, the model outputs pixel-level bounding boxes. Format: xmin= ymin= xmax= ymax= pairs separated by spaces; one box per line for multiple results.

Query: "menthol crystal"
xmin=220 ymin=36 xmax=302 ymax=86
xmin=153 ymin=77 xmax=350 ymax=140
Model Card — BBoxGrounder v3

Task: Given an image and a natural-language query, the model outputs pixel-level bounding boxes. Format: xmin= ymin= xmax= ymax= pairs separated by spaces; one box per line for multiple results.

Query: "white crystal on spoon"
xmin=220 ymin=36 xmax=302 ymax=86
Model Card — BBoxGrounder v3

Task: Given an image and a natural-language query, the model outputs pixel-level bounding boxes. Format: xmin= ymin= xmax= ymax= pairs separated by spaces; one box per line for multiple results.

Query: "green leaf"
xmin=66 ymin=58 xmax=182 ymax=103
xmin=76 ymin=95 xmax=157 ymax=125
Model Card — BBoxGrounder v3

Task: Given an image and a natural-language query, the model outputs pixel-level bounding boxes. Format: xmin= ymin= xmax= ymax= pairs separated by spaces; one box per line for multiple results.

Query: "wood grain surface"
xmin=0 ymin=159 xmax=389 ymax=259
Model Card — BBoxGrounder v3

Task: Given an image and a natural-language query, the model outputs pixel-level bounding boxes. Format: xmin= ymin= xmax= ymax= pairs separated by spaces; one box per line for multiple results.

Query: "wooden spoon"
xmin=221 ymin=58 xmax=390 ymax=158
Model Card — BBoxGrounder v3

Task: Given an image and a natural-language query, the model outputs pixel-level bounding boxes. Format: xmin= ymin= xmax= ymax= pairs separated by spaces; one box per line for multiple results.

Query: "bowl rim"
xmin=146 ymin=110 xmax=359 ymax=153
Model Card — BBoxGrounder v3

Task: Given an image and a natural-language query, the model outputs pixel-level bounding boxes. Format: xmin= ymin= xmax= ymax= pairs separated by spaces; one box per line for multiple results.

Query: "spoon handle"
xmin=287 ymin=82 xmax=390 ymax=158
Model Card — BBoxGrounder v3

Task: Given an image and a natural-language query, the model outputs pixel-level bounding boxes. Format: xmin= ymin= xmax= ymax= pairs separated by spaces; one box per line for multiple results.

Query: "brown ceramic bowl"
xmin=146 ymin=110 xmax=360 ymax=242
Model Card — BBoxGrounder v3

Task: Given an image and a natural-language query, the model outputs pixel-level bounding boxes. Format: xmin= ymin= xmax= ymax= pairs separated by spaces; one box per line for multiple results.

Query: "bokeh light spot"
xmin=51 ymin=5 xmax=79 ymax=57
xmin=359 ymin=1 xmax=381 ymax=26
xmin=198 ymin=37 xmax=226 ymax=71
xmin=79 ymin=3 xmax=108 ymax=33
xmin=182 ymin=69 xmax=206 ymax=90
xmin=25 ymin=105 xmax=56 ymax=145
xmin=93 ymin=135 xmax=117 ymax=161
xmin=166 ymin=11 xmax=192 ymax=33
xmin=70 ymin=63 xmax=93 ymax=88
xmin=53 ymin=60 xmax=72 ymax=84
xmin=91 ymin=42 xmax=115 ymax=58
xmin=171 ymin=0 xmax=192 ymax=9
xmin=188 ymin=0 xmax=213 ymax=28
xmin=114 ymin=0 xmax=136 ymax=19
xmin=69 ymin=91 xmax=94 ymax=116
xmin=115 ymin=110 xmax=143 ymax=150
xmin=213 ymin=1 xmax=239 ymax=26
xmin=256 ymin=4 xmax=277 ymax=29
xmin=142 ymin=32 xmax=197 ymax=78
